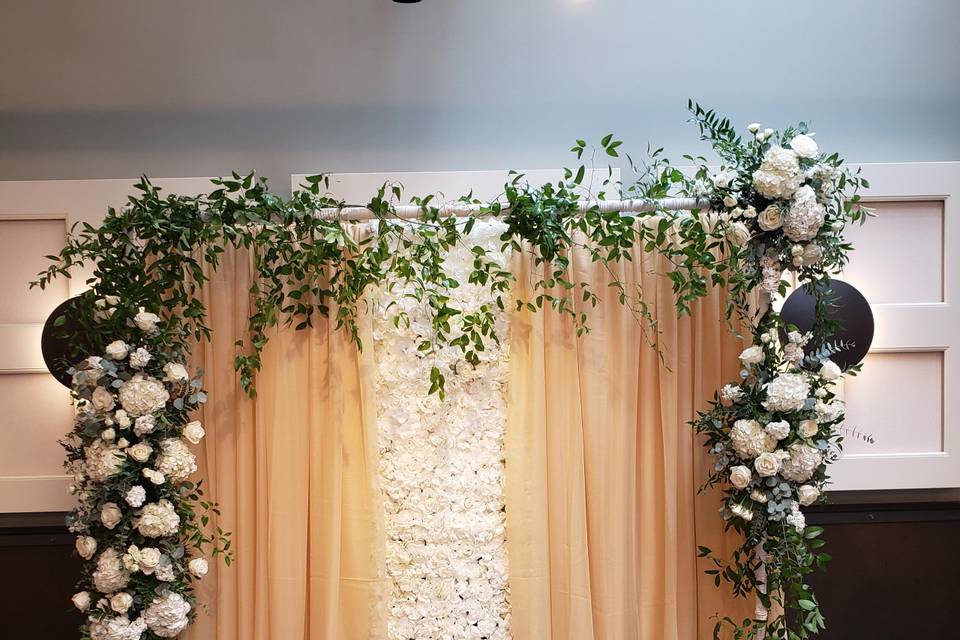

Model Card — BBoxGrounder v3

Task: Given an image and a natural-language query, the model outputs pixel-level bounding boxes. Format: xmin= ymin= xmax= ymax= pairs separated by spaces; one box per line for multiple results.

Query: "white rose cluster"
xmin=118 ymin=375 xmax=169 ymax=417
xmin=155 ymin=438 xmax=197 ymax=483
xmin=136 ymin=499 xmax=181 ymax=538
xmin=729 ymin=419 xmax=776 ymax=459
xmin=372 ymin=221 xmax=512 ymax=640
xmin=143 ymin=591 xmax=191 ymax=638
xmin=762 ymin=373 xmax=811 ymax=413
xmin=752 ymin=147 xmax=803 ymax=200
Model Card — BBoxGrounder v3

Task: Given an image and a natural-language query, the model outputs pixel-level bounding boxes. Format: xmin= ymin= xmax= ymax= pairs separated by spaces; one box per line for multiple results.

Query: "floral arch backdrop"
xmin=35 ymin=103 xmax=869 ymax=640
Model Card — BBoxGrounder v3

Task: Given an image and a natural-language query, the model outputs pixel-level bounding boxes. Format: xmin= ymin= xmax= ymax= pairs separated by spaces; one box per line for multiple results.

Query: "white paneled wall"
xmin=0 ymin=164 xmax=955 ymax=512
xmin=0 ymin=179 xmax=213 ymax=512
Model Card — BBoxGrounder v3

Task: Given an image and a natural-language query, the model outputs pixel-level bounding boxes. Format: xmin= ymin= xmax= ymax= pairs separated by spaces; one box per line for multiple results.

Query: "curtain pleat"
xmin=505 ymin=240 xmax=753 ymax=639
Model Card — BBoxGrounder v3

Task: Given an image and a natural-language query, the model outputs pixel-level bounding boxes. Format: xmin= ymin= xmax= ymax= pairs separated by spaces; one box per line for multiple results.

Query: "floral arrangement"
xmin=373 ymin=222 xmax=512 ymax=640
xmin=34 ymin=102 xmax=868 ymax=639
xmin=62 ymin=303 xmax=230 ymax=640
xmin=681 ymin=106 xmax=870 ymax=639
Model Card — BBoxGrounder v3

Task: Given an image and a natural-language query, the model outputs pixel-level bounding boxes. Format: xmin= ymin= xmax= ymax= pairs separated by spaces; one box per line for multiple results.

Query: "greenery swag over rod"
xmin=35 ymin=102 xmax=868 ymax=640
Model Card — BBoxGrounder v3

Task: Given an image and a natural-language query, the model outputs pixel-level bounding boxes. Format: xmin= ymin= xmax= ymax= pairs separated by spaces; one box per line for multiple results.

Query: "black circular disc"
xmin=41 ymin=295 xmax=97 ymax=388
xmin=780 ymin=279 xmax=874 ymax=370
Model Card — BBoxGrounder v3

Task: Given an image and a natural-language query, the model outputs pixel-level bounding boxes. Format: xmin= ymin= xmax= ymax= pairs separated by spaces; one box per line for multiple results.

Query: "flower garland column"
xmin=370 ymin=221 xmax=512 ymax=640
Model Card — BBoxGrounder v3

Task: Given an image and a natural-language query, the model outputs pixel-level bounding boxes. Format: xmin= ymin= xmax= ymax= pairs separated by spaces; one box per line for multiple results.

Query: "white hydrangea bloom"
xmin=780 ymin=443 xmax=824 ymax=483
xmin=763 ymin=373 xmax=811 ymax=413
xmin=92 ymin=548 xmax=130 ymax=593
xmin=84 ymin=440 xmax=125 ymax=483
xmin=783 ymin=185 xmax=826 ymax=241
xmin=88 ymin=614 xmax=146 ymax=640
xmin=752 ymin=147 xmax=803 ymax=199
xmin=143 ymin=592 xmax=191 ymax=638
xmin=136 ymin=499 xmax=180 ymax=538
xmin=118 ymin=375 xmax=169 ymax=417
xmin=155 ymin=439 xmax=196 ymax=483
xmin=729 ymin=419 xmax=776 ymax=459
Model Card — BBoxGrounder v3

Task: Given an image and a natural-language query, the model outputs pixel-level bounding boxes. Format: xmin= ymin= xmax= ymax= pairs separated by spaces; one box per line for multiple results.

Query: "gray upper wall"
xmin=1 ymin=0 xmax=958 ymax=197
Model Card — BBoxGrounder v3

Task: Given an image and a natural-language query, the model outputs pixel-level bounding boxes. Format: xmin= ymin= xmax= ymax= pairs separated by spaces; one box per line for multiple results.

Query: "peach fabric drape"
xmin=505 ymin=242 xmax=753 ymax=639
xmin=186 ymin=244 xmax=387 ymax=640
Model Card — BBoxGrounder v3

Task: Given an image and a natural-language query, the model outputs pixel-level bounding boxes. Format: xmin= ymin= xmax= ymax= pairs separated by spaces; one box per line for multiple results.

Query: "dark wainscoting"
xmin=805 ymin=501 xmax=960 ymax=639
xmin=2 ymin=503 xmax=959 ymax=639
xmin=0 ymin=512 xmax=82 ymax=639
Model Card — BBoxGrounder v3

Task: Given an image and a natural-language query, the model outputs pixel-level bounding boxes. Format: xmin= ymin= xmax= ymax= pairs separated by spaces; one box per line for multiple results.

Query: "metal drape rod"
xmin=314 ymin=197 xmax=711 ymax=221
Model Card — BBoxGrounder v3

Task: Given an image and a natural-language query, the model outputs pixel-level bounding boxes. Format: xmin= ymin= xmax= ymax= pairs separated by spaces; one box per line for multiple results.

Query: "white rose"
xmin=729 ymin=465 xmax=752 ymax=489
xmin=110 ymin=592 xmax=133 ymax=614
xmin=136 ymin=546 xmax=162 ymax=574
xmin=162 ymin=362 xmax=189 ymax=383
xmin=182 ymin=421 xmax=205 ymax=445
xmin=720 ymin=383 xmax=744 ymax=404
xmin=72 ymin=591 xmax=91 ymax=611
xmin=712 ymin=170 xmax=736 ymax=188
xmin=100 ymin=427 xmax=116 ymax=442
xmin=757 ymin=204 xmax=783 ymax=231
xmin=114 ymin=410 xmax=131 ymax=429
xmin=820 ymin=359 xmax=842 ymax=381
xmin=91 ymin=387 xmax=116 ymax=412
xmin=76 ymin=535 xmax=98 ymax=560
xmin=127 ymin=442 xmax=153 ymax=463
xmin=765 ymin=420 xmax=791 ymax=440
xmin=739 ymin=345 xmax=764 ymax=365
xmin=789 ymin=134 xmax=819 ymax=159
xmin=799 ymin=419 xmax=819 ymax=438
xmin=754 ymin=451 xmax=782 ymax=477
xmin=189 ymin=557 xmax=209 ymax=578
xmin=134 ymin=309 xmax=161 ymax=332
xmin=101 ymin=502 xmax=123 ymax=529
xmin=750 ymin=489 xmax=768 ymax=503
xmin=801 ymin=243 xmax=822 ymax=266
xmin=743 ymin=205 xmax=757 ymax=219
xmin=747 ymin=122 xmax=761 ymax=134
xmin=105 ymin=340 xmax=129 ymax=361
xmin=116 ymin=437 xmax=129 ymax=448
xmin=726 ymin=221 xmax=751 ymax=246
xmin=798 ymin=484 xmax=821 ymax=506
xmin=723 ymin=194 xmax=738 ymax=208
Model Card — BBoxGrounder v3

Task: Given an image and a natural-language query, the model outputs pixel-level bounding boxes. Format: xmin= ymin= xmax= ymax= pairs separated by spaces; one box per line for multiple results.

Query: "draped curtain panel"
xmin=185 ymin=235 xmax=749 ymax=640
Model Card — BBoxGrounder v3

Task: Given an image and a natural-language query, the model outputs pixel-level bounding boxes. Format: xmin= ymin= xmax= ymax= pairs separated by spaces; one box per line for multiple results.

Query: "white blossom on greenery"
xmin=783 ymin=185 xmax=826 ymax=242
xmin=91 ymin=387 xmax=116 ymax=412
xmin=143 ymin=591 xmax=191 ymax=638
xmin=729 ymin=419 xmax=776 ymax=459
xmin=726 ymin=221 xmax=751 ymax=246
xmin=182 ymin=420 xmax=205 ymax=444
xmin=752 ymin=146 xmax=803 ymax=199
xmin=819 ymin=359 xmax=842 ymax=381
xmin=798 ymin=484 xmax=821 ymax=506
xmin=142 ymin=468 xmax=166 ymax=485
xmin=785 ymin=501 xmax=807 ymax=533
xmin=118 ymin=375 xmax=169 ymax=417
xmin=789 ymin=134 xmax=819 ymax=159
xmin=110 ymin=592 xmax=133 ymax=614
xmin=125 ymin=485 xmax=147 ymax=508
xmin=799 ymin=419 xmax=819 ymax=438
xmin=162 ymin=362 xmax=189 ymax=382
xmin=76 ymin=535 xmax=98 ymax=560
xmin=188 ymin=557 xmax=208 ymax=578
xmin=155 ymin=438 xmax=197 ymax=482
xmin=88 ymin=614 xmax=146 ymax=640
xmin=720 ymin=383 xmax=744 ymax=404
xmin=92 ymin=548 xmax=130 ymax=593
xmin=729 ymin=465 xmax=752 ymax=489
xmin=763 ymin=373 xmax=811 ymax=413
xmin=730 ymin=503 xmax=754 ymax=522
xmin=765 ymin=420 xmax=790 ymax=440
xmin=128 ymin=347 xmax=152 ymax=369
xmin=84 ymin=441 xmax=125 ymax=482
xmin=133 ymin=415 xmax=156 ymax=437
xmin=815 ymin=399 xmax=845 ymax=424
xmin=136 ymin=499 xmax=180 ymax=538
xmin=780 ymin=443 xmax=823 ymax=483
xmin=72 ymin=591 xmax=92 ymax=611
xmin=105 ymin=340 xmax=129 ymax=360
xmin=100 ymin=502 xmax=123 ymax=530
xmin=126 ymin=441 xmax=153 ymax=463
xmin=133 ymin=309 xmax=161 ymax=332
xmin=123 ymin=545 xmax=162 ymax=575
xmin=753 ymin=452 xmax=782 ymax=477
xmin=757 ymin=204 xmax=783 ymax=231
xmin=739 ymin=345 xmax=764 ymax=365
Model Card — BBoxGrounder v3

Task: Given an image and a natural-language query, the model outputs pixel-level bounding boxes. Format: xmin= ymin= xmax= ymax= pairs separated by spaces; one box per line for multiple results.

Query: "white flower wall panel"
xmin=371 ymin=221 xmax=512 ymax=640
